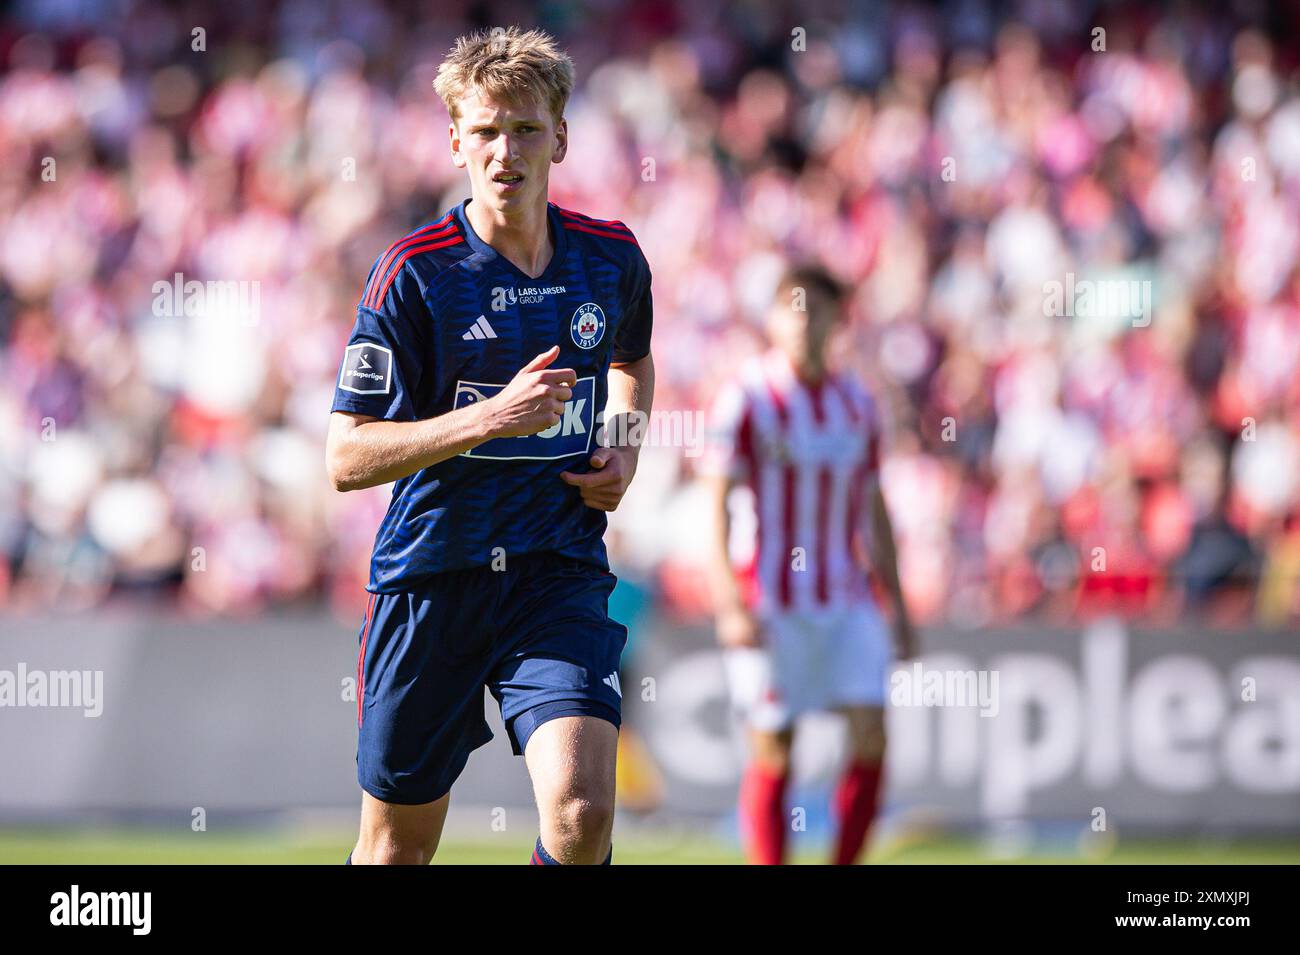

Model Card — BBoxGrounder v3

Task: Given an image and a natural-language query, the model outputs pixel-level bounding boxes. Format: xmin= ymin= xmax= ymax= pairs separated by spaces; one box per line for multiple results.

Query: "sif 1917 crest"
xmin=570 ymin=302 xmax=606 ymax=349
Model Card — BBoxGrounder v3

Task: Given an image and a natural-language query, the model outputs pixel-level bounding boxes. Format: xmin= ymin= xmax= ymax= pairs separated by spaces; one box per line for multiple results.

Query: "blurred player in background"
xmin=704 ymin=266 xmax=915 ymax=865
xmin=325 ymin=27 xmax=654 ymax=865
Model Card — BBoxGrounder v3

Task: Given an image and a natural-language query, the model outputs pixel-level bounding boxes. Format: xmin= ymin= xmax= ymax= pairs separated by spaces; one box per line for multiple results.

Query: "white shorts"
xmin=723 ymin=602 xmax=891 ymax=731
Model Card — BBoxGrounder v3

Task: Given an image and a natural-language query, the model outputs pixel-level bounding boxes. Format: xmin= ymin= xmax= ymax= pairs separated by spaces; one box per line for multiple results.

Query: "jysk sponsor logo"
xmin=339 ymin=343 xmax=392 ymax=395
xmin=455 ymin=377 xmax=595 ymax=460
xmin=570 ymin=303 xmax=606 ymax=349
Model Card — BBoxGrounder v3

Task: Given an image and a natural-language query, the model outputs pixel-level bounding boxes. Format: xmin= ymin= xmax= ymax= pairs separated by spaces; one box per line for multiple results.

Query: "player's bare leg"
xmin=351 ymin=790 xmax=450 ymax=864
xmin=832 ymin=704 xmax=886 ymax=864
xmin=524 ymin=715 xmax=617 ymax=864
xmin=749 ymin=725 xmax=794 ymax=774
xmin=843 ymin=704 xmax=886 ymax=761
xmin=740 ymin=724 xmax=794 ymax=864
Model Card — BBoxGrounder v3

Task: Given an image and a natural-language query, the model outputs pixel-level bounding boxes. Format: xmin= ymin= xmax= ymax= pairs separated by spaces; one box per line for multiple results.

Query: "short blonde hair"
xmin=434 ymin=27 xmax=575 ymax=125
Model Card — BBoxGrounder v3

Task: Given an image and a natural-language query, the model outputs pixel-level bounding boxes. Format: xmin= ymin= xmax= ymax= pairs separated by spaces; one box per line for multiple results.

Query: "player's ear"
xmin=551 ymin=116 xmax=567 ymax=164
xmin=449 ymin=121 xmax=467 ymax=169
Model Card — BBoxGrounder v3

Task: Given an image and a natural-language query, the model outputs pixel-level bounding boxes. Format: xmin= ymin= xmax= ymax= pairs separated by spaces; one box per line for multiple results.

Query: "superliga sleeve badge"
xmin=339 ymin=342 xmax=393 ymax=394
xmin=570 ymin=302 xmax=606 ymax=350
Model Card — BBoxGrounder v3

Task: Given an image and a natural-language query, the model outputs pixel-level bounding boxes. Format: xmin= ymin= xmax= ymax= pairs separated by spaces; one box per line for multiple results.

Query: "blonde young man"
xmin=326 ymin=28 xmax=654 ymax=865
xmin=704 ymin=266 xmax=914 ymax=864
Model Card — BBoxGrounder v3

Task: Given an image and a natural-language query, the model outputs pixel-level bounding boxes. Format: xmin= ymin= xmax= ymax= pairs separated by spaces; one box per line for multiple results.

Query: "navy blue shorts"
xmin=354 ymin=552 xmax=627 ymax=805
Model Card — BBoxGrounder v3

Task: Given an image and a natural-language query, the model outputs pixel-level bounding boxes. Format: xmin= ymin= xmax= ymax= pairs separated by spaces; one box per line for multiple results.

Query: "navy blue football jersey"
xmin=331 ymin=198 xmax=653 ymax=592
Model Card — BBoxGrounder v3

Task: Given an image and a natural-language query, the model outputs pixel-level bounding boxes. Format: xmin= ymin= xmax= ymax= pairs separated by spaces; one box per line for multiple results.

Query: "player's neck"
xmin=465 ymin=196 xmax=554 ymax=279
xmin=775 ymin=349 xmax=829 ymax=388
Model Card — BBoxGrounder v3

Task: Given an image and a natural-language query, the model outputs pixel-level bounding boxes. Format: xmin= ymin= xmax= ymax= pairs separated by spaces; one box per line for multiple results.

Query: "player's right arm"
xmin=327 ymin=346 xmax=574 ymax=491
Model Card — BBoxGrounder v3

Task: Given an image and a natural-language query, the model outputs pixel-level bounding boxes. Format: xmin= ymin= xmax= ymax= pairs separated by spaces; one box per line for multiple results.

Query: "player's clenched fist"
xmin=483 ymin=345 xmax=576 ymax=438
xmin=560 ymin=446 xmax=638 ymax=512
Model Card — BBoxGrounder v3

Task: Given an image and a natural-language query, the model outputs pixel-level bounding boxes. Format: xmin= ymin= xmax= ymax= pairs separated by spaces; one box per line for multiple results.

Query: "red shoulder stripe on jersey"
xmin=554 ymin=206 xmax=632 ymax=232
xmin=562 ymin=222 xmax=640 ymax=246
xmin=378 ymin=212 xmax=454 ymax=264
xmin=364 ymin=235 xmax=465 ymax=311
xmin=367 ymin=215 xmax=454 ymax=292
xmin=364 ymin=218 xmax=458 ymax=310
xmin=363 ymin=214 xmax=457 ymax=309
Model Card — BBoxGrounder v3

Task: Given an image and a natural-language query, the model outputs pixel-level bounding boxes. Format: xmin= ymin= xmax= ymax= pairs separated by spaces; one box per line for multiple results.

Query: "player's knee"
xmin=551 ymin=787 xmax=614 ymax=848
xmin=753 ymin=747 xmax=791 ymax=776
xmin=751 ymin=729 xmax=794 ymax=774
xmin=849 ymin=720 xmax=886 ymax=762
xmin=854 ymin=733 xmax=885 ymax=762
xmin=359 ymin=836 xmax=438 ymax=865
xmin=356 ymin=826 xmax=440 ymax=865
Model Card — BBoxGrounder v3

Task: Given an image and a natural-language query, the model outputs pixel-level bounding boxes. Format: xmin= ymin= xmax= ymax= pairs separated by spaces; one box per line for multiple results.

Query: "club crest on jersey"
xmin=570 ymin=303 xmax=606 ymax=350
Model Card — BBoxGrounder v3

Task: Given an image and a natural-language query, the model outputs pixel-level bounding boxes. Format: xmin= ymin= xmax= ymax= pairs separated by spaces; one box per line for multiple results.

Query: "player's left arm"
xmin=560 ymin=353 xmax=654 ymax=511
xmin=561 ymin=247 xmax=655 ymax=511
xmin=867 ymin=475 xmax=918 ymax=661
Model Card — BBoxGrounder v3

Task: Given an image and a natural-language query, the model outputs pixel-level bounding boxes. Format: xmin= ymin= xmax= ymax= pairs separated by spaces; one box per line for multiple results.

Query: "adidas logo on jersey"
xmin=462 ymin=315 xmax=498 ymax=340
xmin=603 ymin=672 xmax=622 ymax=698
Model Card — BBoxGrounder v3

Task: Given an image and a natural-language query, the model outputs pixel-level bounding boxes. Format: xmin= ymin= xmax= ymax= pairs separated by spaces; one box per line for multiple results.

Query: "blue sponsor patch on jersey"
xmin=455 ymin=376 xmax=596 ymax=460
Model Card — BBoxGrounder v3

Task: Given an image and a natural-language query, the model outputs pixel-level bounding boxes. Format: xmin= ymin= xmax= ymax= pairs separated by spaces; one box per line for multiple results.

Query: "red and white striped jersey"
xmin=704 ymin=350 xmax=882 ymax=615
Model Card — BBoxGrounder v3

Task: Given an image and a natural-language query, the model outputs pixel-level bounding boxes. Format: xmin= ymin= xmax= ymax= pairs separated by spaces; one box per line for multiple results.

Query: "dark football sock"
xmin=739 ymin=762 xmax=790 ymax=864
xmin=531 ymin=837 xmax=561 ymax=865
xmin=530 ymin=837 xmax=613 ymax=865
xmin=832 ymin=759 xmax=884 ymax=865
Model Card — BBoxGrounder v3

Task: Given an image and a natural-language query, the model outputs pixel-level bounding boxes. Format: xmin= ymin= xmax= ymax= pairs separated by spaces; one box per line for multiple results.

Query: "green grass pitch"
xmin=2 ymin=828 xmax=1297 ymax=865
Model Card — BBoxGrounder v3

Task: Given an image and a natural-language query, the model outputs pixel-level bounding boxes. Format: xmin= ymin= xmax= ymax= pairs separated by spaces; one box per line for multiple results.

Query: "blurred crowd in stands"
xmin=1 ymin=0 xmax=1298 ymax=628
